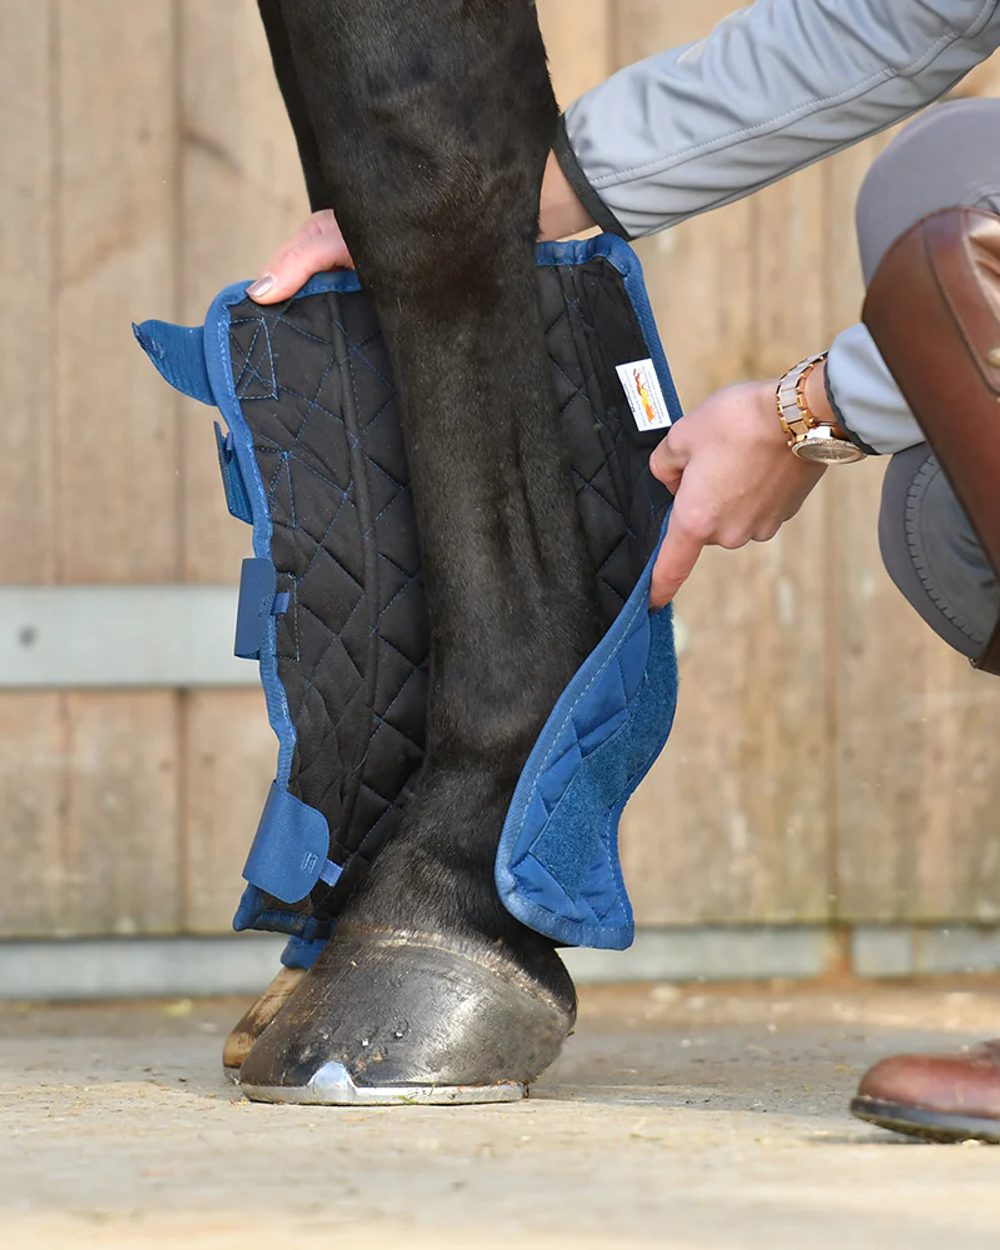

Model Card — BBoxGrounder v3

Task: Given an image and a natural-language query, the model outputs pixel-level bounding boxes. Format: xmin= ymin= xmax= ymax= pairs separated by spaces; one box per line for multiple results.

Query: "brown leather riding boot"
xmin=851 ymin=1039 xmax=1000 ymax=1142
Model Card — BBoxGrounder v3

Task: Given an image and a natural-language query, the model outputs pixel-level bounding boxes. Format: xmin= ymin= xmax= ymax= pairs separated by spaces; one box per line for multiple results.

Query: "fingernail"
xmin=247 ymin=274 xmax=274 ymax=299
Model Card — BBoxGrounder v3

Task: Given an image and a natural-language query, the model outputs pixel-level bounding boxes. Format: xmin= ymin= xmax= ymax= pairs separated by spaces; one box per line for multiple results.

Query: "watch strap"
xmin=776 ymin=352 xmax=851 ymax=444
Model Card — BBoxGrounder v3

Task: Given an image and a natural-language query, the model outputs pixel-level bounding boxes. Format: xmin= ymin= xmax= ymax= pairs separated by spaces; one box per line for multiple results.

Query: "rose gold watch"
xmin=776 ymin=353 xmax=866 ymax=465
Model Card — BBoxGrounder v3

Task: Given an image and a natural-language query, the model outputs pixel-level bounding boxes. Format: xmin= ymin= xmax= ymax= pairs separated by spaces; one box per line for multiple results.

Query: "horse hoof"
xmin=238 ymin=927 xmax=575 ymax=1105
xmin=221 ymin=965 xmax=306 ymax=1081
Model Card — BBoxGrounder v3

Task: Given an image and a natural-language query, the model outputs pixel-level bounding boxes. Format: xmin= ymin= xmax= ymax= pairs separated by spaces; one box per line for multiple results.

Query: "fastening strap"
xmin=214 ymin=423 xmax=254 ymax=524
xmin=132 ymin=319 xmax=214 ymax=406
xmin=243 ymin=783 xmax=342 ymax=904
xmin=234 ymin=558 xmax=289 ymax=660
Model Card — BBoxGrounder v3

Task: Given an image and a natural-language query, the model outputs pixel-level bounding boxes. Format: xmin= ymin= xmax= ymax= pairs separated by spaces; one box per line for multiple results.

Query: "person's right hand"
xmin=247 ymin=208 xmax=355 ymax=304
xmin=648 ymin=378 xmax=826 ymax=608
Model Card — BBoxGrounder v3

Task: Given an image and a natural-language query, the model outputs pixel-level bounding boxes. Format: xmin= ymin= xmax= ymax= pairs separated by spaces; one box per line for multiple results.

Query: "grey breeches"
xmin=857 ymin=99 xmax=1000 ymax=660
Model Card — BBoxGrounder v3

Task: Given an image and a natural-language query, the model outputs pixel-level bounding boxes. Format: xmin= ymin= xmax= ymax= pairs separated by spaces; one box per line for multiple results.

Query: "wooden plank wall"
xmin=0 ymin=0 xmax=997 ymax=940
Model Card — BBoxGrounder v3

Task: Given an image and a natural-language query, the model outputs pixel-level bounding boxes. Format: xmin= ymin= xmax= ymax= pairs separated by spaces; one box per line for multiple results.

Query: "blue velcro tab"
xmin=214 ymin=423 xmax=254 ymax=523
xmin=494 ymin=516 xmax=679 ymax=951
xmin=132 ymin=319 xmax=214 ymax=405
xmin=234 ymin=557 xmax=282 ymax=660
xmin=243 ymin=783 xmax=341 ymax=904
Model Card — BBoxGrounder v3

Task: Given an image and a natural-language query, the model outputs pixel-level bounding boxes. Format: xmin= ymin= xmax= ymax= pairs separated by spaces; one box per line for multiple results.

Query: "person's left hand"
xmin=648 ymin=379 xmax=827 ymax=608
xmin=247 ymin=208 xmax=355 ymax=303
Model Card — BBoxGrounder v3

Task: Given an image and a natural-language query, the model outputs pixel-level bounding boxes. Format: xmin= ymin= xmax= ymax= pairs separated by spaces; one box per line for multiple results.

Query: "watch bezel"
xmin=790 ymin=427 xmax=867 ymax=465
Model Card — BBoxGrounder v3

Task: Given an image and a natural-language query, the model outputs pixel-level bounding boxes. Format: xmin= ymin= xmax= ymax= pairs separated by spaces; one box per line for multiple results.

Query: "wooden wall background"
xmin=1 ymin=0 xmax=998 ymax=941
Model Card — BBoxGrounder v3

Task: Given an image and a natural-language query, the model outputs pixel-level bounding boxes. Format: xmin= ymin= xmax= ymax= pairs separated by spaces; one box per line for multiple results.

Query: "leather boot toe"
xmin=851 ymin=1039 xmax=1000 ymax=1142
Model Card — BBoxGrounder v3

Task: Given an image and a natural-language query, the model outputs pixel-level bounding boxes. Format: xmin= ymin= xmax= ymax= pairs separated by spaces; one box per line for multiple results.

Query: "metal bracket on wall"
xmin=0 ymin=585 xmax=255 ymax=689
xmin=2 ymin=925 xmax=999 ymax=1001
xmin=0 ymin=586 xmax=690 ymax=690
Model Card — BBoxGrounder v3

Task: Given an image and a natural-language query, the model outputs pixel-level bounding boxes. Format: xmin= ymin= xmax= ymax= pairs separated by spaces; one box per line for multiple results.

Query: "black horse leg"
xmin=240 ymin=0 xmax=602 ymax=1102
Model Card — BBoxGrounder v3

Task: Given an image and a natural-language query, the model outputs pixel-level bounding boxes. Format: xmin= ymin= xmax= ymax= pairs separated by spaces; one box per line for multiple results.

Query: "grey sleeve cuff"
xmin=826 ymin=323 xmax=925 ymax=456
xmin=553 ymin=115 xmax=629 ymax=239
xmin=824 ymin=360 xmax=878 ymax=457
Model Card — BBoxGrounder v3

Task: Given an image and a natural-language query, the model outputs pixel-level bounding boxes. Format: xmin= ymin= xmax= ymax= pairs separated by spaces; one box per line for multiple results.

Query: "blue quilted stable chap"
xmin=136 ymin=235 xmax=681 ymax=952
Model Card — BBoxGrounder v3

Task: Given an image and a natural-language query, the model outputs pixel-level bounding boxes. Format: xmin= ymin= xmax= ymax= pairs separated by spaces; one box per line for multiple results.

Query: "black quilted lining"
xmin=226 ymin=256 xmax=669 ymax=925
xmin=539 ymin=260 xmax=669 ymax=621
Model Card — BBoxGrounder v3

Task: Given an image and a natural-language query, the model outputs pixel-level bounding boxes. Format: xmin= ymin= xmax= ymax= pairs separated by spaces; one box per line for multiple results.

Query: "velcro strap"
xmin=132 ymin=319 xmax=214 ymax=405
xmin=234 ymin=558 xmax=289 ymax=660
xmin=243 ymin=783 xmax=342 ymax=904
xmin=214 ymin=423 xmax=254 ymax=523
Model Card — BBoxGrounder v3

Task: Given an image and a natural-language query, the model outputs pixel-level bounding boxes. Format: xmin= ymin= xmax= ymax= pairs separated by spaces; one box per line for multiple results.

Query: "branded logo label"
xmin=616 ymin=358 xmax=672 ymax=432
xmin=301 ymin=851 xmax=319 ymax=874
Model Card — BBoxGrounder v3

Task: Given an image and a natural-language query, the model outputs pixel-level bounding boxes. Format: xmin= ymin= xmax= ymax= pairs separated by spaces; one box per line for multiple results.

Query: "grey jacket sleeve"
xmin=826 ymin=324 xmax=924 ymax=454
xmin=559 ymin=0 xmax=1000 ymax=239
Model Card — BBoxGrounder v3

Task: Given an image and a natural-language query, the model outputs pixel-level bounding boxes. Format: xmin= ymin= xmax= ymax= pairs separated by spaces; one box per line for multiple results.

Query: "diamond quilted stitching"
xmin=230 ymin=315 xmax=277 ymax=400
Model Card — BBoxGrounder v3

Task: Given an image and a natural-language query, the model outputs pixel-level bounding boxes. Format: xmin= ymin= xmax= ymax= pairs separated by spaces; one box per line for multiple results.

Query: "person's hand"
xmin=247 ymin=208 xmax=354 ymax=303
xmin=648 ymin=378 xmax=827 ymax=608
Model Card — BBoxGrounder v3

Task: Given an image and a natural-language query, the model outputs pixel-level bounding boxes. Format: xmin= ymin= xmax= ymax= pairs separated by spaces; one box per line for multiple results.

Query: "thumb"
xmin=248 ymin=210 xmax=354 ymax=304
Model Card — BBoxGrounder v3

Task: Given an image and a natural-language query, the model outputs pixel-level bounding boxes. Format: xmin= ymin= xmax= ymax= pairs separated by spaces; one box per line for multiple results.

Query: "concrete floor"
xmin=2 ymin=980 xmax=1000 ymax=1250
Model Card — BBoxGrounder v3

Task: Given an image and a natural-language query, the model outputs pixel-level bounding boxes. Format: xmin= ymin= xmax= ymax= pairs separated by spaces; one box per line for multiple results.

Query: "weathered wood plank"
xmin=0 ymin=2 xmax=64 ymax=937
xmin=181 ymin=690 xmax=275 ymax=933
xmin=53 ymin=0 xmax=179 ymax=583
xmin=56 ymin=691 xmax=180 ymax=936
xmin=31 ymin=0 xmax=182 ymax=936
xmin=0 ymin=693 xmax=68 ymax=937
xmin=538 ymin=0 xmax=612 ymax=107
xmin=0 ymin=0 xmax=56 ymax=585
xmin=0 ymin=684 xmax=181 ymax=938
xmin=614 ymin=1 xmax=833 ymax=924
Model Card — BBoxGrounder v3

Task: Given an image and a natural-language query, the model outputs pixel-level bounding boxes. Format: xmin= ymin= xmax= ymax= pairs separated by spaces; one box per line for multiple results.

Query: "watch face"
xmin=792 ymin=433 xmax=866 ymax=465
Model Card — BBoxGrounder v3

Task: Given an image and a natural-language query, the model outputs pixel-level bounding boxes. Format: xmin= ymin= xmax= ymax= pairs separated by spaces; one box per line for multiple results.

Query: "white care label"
xmin=615 ymin=358 xmax=673 ymax=432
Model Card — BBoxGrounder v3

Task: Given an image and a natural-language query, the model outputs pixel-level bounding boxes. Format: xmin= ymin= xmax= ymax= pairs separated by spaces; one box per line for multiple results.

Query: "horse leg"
xmin=240 ymin=0 xmax=602 ymax=1102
